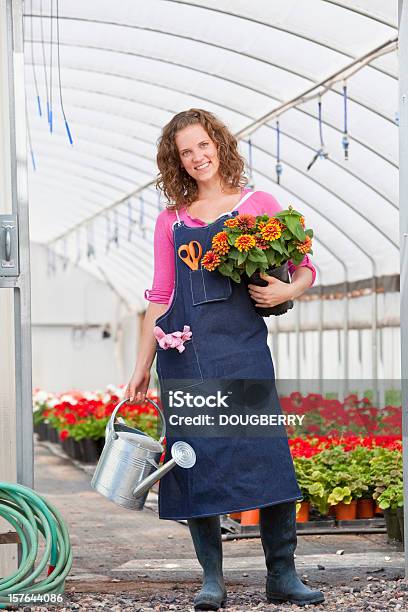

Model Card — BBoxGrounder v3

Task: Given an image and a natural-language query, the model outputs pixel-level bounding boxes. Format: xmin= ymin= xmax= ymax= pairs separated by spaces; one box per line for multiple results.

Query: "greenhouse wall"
xmin=30 ymin=243 xmax=142 ymax=390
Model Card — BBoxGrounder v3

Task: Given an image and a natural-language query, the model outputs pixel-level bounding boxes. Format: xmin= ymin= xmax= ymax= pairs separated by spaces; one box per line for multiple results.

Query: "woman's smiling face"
xmin=175 ymin=123 xmax=220 ymax=184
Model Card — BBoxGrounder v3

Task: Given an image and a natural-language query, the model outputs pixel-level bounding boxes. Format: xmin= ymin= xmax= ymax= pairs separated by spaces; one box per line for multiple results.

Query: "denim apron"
xmin=155 ymin=192 xmax=302 ymax=520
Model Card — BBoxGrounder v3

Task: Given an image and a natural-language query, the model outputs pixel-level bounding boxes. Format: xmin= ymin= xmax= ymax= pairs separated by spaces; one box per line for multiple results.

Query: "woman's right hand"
xmin=125 ymin=369 xmax=151 ymax=404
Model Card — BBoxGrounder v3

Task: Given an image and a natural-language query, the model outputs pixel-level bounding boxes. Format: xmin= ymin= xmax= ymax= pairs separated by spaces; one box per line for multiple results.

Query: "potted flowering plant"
xmin=370 ymin=448 xmax=403 ymax=542
xmin=293 ymin=456 xmax=331 ymax=520
xmin=201 ymin=205 xmax=313 ymax=316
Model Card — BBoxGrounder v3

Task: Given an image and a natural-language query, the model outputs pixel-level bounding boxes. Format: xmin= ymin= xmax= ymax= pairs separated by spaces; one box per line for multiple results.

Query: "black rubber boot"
xmin=260 ymin=502 xmax=325 ymax=606
xmin=188 ymin=515 xmax=227 ymax=611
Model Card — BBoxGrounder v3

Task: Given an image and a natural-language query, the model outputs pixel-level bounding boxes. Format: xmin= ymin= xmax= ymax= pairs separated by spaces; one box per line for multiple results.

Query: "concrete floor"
xmin=34 ymin=441 xmax=405 ymax=593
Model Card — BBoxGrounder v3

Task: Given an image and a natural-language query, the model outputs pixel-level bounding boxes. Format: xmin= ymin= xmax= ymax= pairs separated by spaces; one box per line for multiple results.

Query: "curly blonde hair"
xmin=156 ymin=109 xmax=247 ymax=210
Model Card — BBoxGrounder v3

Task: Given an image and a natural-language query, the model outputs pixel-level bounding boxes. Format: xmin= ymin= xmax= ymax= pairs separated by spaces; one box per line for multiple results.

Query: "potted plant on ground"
xmin=293 ymin=455 xmax=332 ymax=518
xmin=315 ymin=445 xmax=369 ymax=520
xmin=376 ymin=483 xmax=404 ymax=543
xmin=370 ymin=447 xmax=403 ymax=542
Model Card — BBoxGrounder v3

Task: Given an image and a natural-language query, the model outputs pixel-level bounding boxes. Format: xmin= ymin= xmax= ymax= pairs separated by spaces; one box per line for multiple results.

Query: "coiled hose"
xmin=0 ymin=482 xmax=72 ymax=608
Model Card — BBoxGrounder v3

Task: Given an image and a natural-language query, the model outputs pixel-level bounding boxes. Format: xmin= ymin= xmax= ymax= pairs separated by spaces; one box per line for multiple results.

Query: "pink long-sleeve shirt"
xmin=145 ymin=189 xmax=316 ymax=305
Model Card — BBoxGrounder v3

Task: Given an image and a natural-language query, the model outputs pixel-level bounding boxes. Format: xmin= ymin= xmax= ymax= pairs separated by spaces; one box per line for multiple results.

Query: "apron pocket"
xmin=190 ymin=268 xmax=232 ymax=305
xmin=156 ymin=340 xmax=204 ymax=391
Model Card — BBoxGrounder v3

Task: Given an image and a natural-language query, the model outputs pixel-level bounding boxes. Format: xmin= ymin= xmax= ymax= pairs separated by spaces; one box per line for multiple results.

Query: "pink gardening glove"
xmin=153 ymin=325 xmax=192 ymax=353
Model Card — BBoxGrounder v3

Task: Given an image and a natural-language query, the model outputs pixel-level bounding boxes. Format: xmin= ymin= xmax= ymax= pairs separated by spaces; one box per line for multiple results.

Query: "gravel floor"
xmin=22 ymin=577 xmax=408 ymax=611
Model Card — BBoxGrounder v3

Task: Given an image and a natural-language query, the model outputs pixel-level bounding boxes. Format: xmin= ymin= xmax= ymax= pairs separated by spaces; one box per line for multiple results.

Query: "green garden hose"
xmin=0 ymin=482 xmax=72 ymax=608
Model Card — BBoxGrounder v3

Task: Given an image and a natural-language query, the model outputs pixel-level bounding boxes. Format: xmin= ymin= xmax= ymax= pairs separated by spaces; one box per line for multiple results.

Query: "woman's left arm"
xmin=246 ymin=191 xmax=316 ymax=307
xmin=287 ymin=266 xmax=314 ymax=299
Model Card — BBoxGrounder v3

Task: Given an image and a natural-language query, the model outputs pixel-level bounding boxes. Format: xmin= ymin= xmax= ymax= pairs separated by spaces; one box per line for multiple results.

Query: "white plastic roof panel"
xmin=24 ymin=0 xmax=399 ymax=309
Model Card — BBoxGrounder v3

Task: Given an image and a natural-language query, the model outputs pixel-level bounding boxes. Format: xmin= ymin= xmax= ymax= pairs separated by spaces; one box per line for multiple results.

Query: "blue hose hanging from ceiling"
xmin=342 ymin=83 xmax=350 ymax=160
xmin=307 ymin=96 xmax=329 ymax=171
xmin=248 ymin=138 xmax=254 ymax=188
xmin=275 ymin=120 xmax=282 ymax=184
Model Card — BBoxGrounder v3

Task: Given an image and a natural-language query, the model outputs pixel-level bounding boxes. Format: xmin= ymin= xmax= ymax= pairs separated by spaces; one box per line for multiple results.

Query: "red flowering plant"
xmin=33 ymin=385 xmax=160 ymax=443
xmin=200 ymin=206 xmax=313 ymax=282
xmin=281 ymin=392 xmax=401 ymax=439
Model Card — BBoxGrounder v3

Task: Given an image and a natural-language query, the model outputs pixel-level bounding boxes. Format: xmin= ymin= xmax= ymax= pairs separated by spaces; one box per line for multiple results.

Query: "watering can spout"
xmin=133 ymin=441 xmax=196 ymax=500
xmin=132 ymin=458 xmax=176 ymax=498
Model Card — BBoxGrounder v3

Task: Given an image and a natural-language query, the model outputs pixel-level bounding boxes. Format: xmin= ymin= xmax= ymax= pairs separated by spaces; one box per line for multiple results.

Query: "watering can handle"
xmin=106 ymin=397 xmax=166 ymax=444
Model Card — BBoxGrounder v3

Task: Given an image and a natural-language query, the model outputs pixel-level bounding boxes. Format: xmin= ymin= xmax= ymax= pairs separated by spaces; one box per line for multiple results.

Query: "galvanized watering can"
xmin=91 ymin=397 xmax=196 ymax=510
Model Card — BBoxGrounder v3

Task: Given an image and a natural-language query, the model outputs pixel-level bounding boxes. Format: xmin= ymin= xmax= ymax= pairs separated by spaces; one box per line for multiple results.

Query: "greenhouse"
xmin=1 ymin=1 xmax=408 ymax=610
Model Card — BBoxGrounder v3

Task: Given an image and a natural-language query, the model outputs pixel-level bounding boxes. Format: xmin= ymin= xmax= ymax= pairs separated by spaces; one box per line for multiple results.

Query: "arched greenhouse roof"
xmin=24 ymin=1 xmax=399 ymax=310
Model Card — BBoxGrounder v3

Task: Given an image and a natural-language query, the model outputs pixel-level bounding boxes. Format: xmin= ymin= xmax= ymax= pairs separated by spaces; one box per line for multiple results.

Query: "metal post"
xmin=372 ymin=275 xmax=378 ymax=405
xmin=398 ymin=0 xmax=408 ymax=574
xmin=295 ymin=298 xmax=301 ymax=385
xmin=0 ymin=0 xmax=33 ymax=488
xmin=318 ymin=281 xmax=323 ymax=395
xmin=343 ymin=280 xmax=349 ymax=381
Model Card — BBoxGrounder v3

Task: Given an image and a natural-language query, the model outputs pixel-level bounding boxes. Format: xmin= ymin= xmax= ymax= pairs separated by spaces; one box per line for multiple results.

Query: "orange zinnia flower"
xmin=212 ymin=231 xmax=230 ymax=255
xmin=300 ymin=216 xmax=305 ymax=228
xmin=296 ymin=236 xmax=312 ymax=254
xmin=234 ymin=234 xmax=256 ymax=252
xmin=201 ymin=250 xmax=221 ymax=271
xmin=260 ymin=219 xmax=282 ymax=241
xmin=235 ymin=213 xmax=256 ymax=230
xmin=255 ymin=234 xmax=269 ymax=250
xmin=224 ymin=217 xmax=239 ymax=228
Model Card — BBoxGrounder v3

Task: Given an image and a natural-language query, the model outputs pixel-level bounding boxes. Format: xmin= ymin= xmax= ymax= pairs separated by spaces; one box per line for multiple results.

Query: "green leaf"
xmin=230 ymin=270 xmax=241 ymax=283
xmin=288 ymin=252 xmax=304 ymax=266
xmin=285 ymin=215 xmax=306 ymax=241
xmin=270 ymin=241 xmax=283 ymax=254
xmin=237 ymin=251 xmax=248 ymax=265
xmin=223 ymin=259 xmax=234 ymax=272
xmin=218 ymin=264 xmax=232 ymax=277
xmin=227 ymin=233 xmax=239 ymax=246
xmin=245 ymin=260 xmax=258 ymax=277
xmin=265 ymin=250 xmax=278 ymax=267
xmin=308 ymin=483 xmax=324 ymax=497
xmin=248 ymin=248 xmax=268 ymax=263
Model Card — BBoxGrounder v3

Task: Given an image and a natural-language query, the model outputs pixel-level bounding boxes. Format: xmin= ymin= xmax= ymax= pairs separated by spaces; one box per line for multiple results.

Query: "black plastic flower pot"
xmin=73 ymin=439 xmax=85 ymax=461
xmin=62 ymin=437 xmax=75 ymax=458
xmin=79 ymin=438 xmax=100 ymax=463
xmin=48 ymin=426 xmax=60 ymax=444
xmin=34 ymin=421 xmax=48 ymax=441
xmin=396 ymin=506 xmax=404 ymax=542
xmin=96 ymin=438 xmax=105 ymax=457
xmin=62 ymin=438 xmax=84 ymax=461
xmin=384 ymin=508 xmax=403 ymax=542
xmin=245 ymin=262 xmax=294 ymax=317
xmin=43 ymin=422 xmax=50 ymax=440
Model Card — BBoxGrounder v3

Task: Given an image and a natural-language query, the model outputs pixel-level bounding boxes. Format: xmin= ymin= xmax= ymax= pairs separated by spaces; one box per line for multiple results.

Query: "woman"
xmin=126 ymin=109 xmax=324 ymax=610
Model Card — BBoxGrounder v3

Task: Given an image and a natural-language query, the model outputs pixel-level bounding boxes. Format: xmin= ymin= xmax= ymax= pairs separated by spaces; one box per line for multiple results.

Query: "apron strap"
xmin=231 ymin=189 xmax=258 ymax=211
xmin=175 ymin=208 xmax=181 ymax=224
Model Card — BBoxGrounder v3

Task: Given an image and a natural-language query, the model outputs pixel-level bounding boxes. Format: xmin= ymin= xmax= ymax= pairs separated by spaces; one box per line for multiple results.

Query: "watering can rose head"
xmin=200 ymin=209 xmax=313 ymax=284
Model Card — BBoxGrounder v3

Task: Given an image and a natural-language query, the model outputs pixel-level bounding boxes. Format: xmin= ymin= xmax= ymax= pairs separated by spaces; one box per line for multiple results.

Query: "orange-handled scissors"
xmin=178 ymin=240 xmax=203 ymax=271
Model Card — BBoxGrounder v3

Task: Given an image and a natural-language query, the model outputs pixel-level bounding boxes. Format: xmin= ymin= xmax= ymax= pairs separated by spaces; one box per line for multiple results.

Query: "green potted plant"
xmin=369 ymin=447 xmax=403 ymax=542
xmin=294 ymin=456 xmax=331 ymax=517
xmin=376 ymin=484 xmax=403 ymax=543
xmin=316 ymin=446 xmax=369 ymax=520
xmin=349 ymin=447 xmax=376 ymax=518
